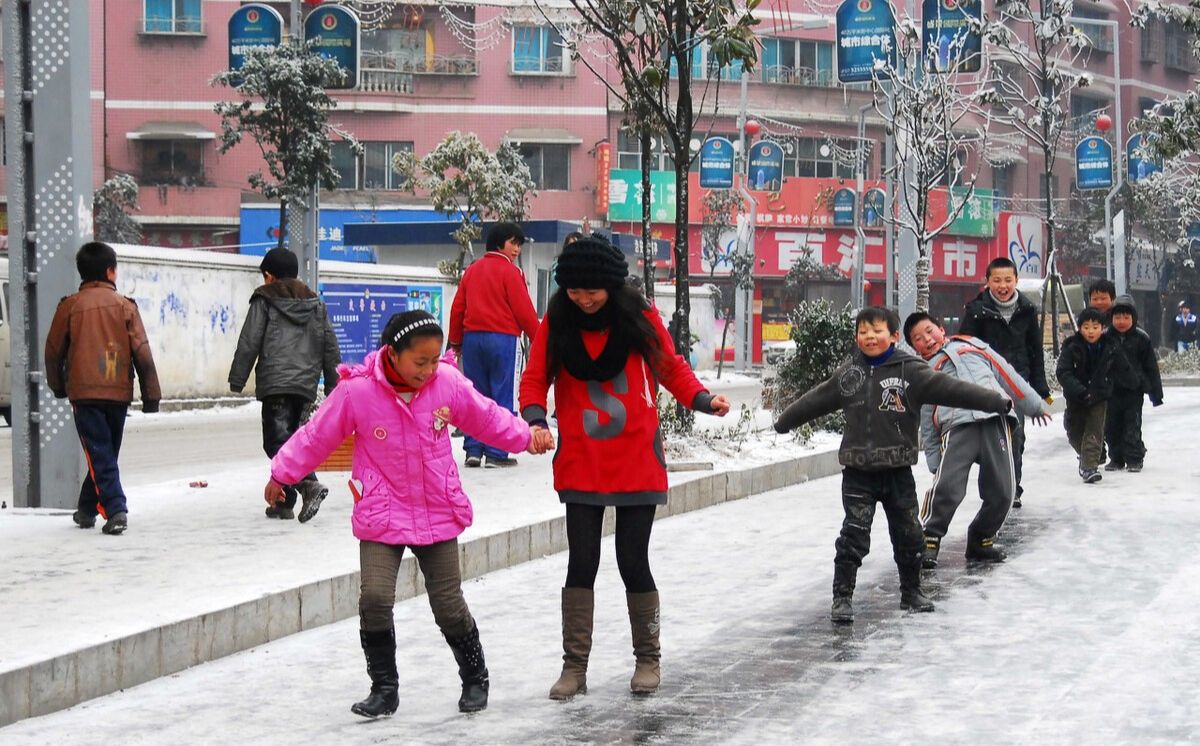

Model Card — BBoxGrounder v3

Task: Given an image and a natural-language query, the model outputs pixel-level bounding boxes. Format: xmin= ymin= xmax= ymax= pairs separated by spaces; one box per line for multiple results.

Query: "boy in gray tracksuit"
xmin=774 ymin=307 xmax=1012 ymax=625
xmin=904 ymin=313 xmax=1051 ymax=569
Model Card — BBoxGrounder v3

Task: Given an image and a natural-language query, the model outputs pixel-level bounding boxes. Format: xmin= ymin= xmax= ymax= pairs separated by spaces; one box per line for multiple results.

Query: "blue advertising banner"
xmin=1075 ymin=136 xmax=1113 ymax=191
xmin=304 ymin=6 xmax=361 ymax=89
xmin=863 ymin=187 xmax=886 ymax=227
xmin=1127 ymin=134 xmax=1162 ymax=183
xmin=239 ymin=206 xmax=457 ymax=263
xmin=833 ymin=188 xmax=857 ymax=226
xmin=228 ymin=4 xmax=283 ymax=75
xmin=748 ymin=141 xmax=785 ymax=192
xmin=836 ymin=0 xmax=897 ymax=84
xmin=922 ymin=0 xmax=982 ymax=73
xmin=321 ymin=282 xmax=445 ymax=364
xmin=699 ymin=137 xmax=735 ymax=189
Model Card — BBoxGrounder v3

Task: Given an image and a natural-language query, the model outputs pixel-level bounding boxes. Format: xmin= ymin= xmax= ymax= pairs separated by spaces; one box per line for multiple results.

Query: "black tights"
xmin=564 ymin=503 xmax=657 ymax=593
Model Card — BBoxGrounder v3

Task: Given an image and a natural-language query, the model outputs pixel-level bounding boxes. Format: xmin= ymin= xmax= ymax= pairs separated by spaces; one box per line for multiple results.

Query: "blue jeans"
xmin=461 ymin=331 xmax=520 ymax=459
xmin=73 ymin=402 xmax=130 ymax=517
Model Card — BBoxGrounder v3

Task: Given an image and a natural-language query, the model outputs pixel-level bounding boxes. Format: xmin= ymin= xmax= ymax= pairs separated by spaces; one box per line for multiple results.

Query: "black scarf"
xmin=559 ymin=301 xmax=633 ymax=381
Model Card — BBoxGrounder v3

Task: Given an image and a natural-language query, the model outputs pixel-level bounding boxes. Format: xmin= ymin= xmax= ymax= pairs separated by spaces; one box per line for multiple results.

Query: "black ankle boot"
xmin=831 ymin=562 xmax=857 ymax=623
xmin=351 ymin=628 xmax=399 ymax=718
xmin=897 ymin=563 xmax=935 ymax=612
xmin=445 ymin=623 xmax=489 ymax=713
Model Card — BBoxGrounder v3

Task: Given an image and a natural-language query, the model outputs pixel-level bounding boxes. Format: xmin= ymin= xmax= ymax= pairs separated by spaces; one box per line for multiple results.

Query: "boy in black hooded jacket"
xmin=1103 ymin=295 xmax=1163 ymax=472
xmin=1056 ymin=307 xmax=1136 ymax=483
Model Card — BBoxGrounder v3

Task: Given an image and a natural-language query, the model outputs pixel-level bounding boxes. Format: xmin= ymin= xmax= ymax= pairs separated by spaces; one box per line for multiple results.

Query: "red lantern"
xmin=1095 ymin=114 xmax=1113 ymax=132
xmin=744 ymin=119 xmax=761 ymax=138
xmin=863 ymin=280 xmax=873 ymax=292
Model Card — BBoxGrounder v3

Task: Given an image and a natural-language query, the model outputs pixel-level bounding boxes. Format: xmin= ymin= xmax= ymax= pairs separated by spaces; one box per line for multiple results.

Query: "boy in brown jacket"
xmin=45 ymin=242 xmax=161 ymax=535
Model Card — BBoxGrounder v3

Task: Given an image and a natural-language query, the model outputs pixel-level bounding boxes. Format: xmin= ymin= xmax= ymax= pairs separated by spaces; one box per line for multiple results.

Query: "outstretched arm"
xmin=773 ymin=376 xmax=841 ymax=433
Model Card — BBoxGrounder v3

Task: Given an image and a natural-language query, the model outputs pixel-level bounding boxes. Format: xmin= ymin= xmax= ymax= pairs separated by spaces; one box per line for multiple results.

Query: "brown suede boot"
xmin=548 ymin=587 xmax=594 ymax=700
xmin=627 ymin=591 xmax=661 ymax=694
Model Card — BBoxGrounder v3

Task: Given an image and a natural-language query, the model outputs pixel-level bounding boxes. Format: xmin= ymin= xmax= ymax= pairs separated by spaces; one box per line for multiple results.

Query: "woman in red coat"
xmin=519 ymin=236 xmax=730 ymax=699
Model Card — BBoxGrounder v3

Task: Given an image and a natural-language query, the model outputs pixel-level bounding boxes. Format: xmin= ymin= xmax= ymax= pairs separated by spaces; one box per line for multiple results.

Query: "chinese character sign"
xmin=321 ymin=283 xmax=444 ymax=364
xmin=229 ymin=4 xmax=284 ymax=76
xmin=1075 ymin=136 xmax=1113 ymax=191
xmin=833 ymin=188 xmax=857 ymax=227
xmin=836 ymin=0 xmax=897 ymax=84
xmin=699 ymin=137 xmax=735 ymax=189
xmin=921 ymin=0 xmax=982 ymax=73
xmin=304 ymin=6 xmax=361 ymax=89
xmin=748 ymin=141 xmax=785 ymax=192
xmin=607 ymin=170 xmax=677 ymax=223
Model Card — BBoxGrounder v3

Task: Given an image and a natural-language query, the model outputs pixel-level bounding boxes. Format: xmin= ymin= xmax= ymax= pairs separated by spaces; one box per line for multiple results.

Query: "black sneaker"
xmin=297 ymin=480 xmax=328 ymax=523
xmin=1104 ymin=460 xmax=1126 ymax=472
xmin=830 ymin=596 xmax=854 ymax=624
xmin=1079 ymin=467 xmax=1102 ymax=484
xmin=484 ymin=456 xmax=519 ymax=469
xmin=265 ymin=504 xmax=295 ymax=519
xmin=922 ymin=535 xmax=941 ymax=569
xmin=102 ymin=511 xmax=128 ymax=535
xmin=900 ymin=589 xmax=935 ymax=612
xmin=1126 ymin=462 xmax=1143 ymax=473
xmin=464 ymin=455 xmax=482 ymax=468
xmin=965 ymin=537 xmax=1007 ymax=563
xmin=72 ymin=511 xmax=96 ymax=529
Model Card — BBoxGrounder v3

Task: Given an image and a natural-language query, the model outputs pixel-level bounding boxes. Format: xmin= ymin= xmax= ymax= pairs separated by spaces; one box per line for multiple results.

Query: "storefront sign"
xmin=863 ymin=187 xmax=886 ymax=227
xmin=228 ymin=4 xmax=283 ymax=75
xmin=1127 ymin=134 xmax=1162 ymax=183
xmin=833 ymin=188 xmax=857 ymax=226
xmin=608 ymin=169 xmax=677 ymax=223
xmin=747 ymin=141 xmax=785 ymax=192
xmin=595 ymin=142 xmax=612 ymax=214
xmin=1000 ymin=212 xmax=1044 ymax=279
xmin=928 ymin=187 xmax=994 ymax=237
xmin=836 ymin=0 xmax=897 ymax=83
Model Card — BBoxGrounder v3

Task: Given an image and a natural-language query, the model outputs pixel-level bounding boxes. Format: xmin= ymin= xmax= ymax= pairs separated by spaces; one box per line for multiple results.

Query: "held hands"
xmin=527 ymin=426 xmax=556 ymax=455
xmin=264 ymin=477 xmax=286 ymax=507
xmin=709 ymin=395 xmax=732 ymax=417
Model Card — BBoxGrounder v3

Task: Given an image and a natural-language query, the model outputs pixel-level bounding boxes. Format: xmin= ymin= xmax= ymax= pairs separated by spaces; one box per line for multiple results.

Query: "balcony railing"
xmin=763 ymin=64 xmax=837 ymax=88
xmin=139 ymin=16 xmax=205 ymax=35
xmin=355 ymin=68 xmax=414 ymax=94
xmin=361 ymin=50 xmax=478 ymax=76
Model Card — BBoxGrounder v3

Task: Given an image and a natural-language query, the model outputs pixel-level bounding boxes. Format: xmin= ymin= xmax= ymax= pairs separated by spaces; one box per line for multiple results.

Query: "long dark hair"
xmin=544 ymin=284 xmax=664 ymax=381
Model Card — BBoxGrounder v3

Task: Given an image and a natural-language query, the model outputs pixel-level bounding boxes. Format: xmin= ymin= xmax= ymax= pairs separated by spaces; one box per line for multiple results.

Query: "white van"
xmin=0 ymin=256 xmax=10 ymax=425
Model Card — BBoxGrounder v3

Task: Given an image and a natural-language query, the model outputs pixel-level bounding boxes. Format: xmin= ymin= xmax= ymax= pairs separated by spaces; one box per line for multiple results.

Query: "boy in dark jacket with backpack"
xmin=1103 ymin=295 xmax=1164 ymax=472
xmin=774 ymin=307 xmax=1011 ymax=624
xmin=229 ymin=248 xmax=341 ymax=522
xmin=1056 ymin=307 xmax=1136 ymax=483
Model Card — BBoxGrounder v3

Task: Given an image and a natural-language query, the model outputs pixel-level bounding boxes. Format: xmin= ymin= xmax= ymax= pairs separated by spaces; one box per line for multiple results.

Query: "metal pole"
xmin=734 ymin=71 xmax=757 ymax=372
xmin=885 ymin=83 xmax=896 ymax=308
xmin=291 ymin=0 xmax=320 ymax=289
xmin=853 ymin=104 xmax=872 ymax=310
xmin=1097 ymin=18 xmax=1126 ymax=294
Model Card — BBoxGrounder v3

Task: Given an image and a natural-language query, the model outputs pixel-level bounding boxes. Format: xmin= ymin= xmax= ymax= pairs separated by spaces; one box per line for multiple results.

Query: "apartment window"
xmin=143 ymin=0 xmax=202 ymax=34
xmin=706 ymin=55 xmax=743 ymax=81
xmin=330 ymin=141 xmax=414 ymax=190
xmin=140 ymin=140 xmax=205 ymax=185
xmin=616 ymin=129 xmax=675 ymax=171
xmin=1070 ymin=93 xmax=1107 ymax=123
xmin=762 ymin=38 xmax=835 ymax=86
xmin=1165 ymin=24 xmax=1195 ymax=71
xmin=1072 ymin=8 xmax=1112 ymax=53
xmin=668 ymin=39 xmax=705 ymax=80
xmin=777 ymin=136 xmax=858 ymax=179
xmin=518 ymin=143 xmax=570 ymax=190
xmin=1141 ymin=19 xmax=1161 ymax=63
xmin=1139 ymin=97 xmax=1159 ymax=116
xmin=512 ymin=26 xmax=567 ymax=74
xmin=992 ymin=163 xmax=1013 ymax=198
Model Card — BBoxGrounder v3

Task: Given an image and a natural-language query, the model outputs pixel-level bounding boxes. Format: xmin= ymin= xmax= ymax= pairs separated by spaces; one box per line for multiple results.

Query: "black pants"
xmin=1010 ymin=413 xmax=1026 ymax=498
xmin=835 ymin=467 xmax=924 ymax=571
xmin=1105 ymin=391 xmax=1145 ymax=465
xmin=73 ymin=402 xmax=129 ymax=517
xmin=262 ymin=395 xmax=316 ymax=509
xmin=564 ymin=503 xmax=657 ymax=593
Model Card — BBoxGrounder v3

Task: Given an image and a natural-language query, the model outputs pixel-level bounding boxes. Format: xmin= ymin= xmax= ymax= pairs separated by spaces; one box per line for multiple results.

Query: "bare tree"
xmin=93 ymin=173 xmax=143 ymax=245
xmin=873 ymin=14 xmax=996 ymax=312
xmin=699 ymin=188 xmax=749 ymax=378
xmin=532 ymin=0 xmax=760 ymax=355
xmin=985 ymin=0 xmax=1092 ymax=352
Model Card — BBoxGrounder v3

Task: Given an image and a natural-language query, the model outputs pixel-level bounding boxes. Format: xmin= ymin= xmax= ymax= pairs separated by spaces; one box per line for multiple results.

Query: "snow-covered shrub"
xmin=767 ymin=299 xmax=854 ymax=434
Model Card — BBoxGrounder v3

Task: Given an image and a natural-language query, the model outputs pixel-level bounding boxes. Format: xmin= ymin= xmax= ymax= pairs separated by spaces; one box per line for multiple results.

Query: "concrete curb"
xmin=0 ymin=447 xmax=842 ymax=728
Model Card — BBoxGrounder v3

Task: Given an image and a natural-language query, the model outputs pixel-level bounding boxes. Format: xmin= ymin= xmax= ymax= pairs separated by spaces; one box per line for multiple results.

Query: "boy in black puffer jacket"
xmin=1103 ymin=295 xmax=1163 ymax=472
xmin=1056 ymin=308 xmax=1136 ymax=483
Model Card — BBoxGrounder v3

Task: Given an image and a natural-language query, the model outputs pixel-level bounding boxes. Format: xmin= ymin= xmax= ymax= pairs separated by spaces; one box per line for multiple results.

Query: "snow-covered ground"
xmin=2 ymin=390 xmax=1196 ymax=742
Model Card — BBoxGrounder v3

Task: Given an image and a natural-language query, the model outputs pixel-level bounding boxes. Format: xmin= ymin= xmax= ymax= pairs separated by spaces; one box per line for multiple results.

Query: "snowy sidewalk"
xmin=3 ymin=390 xmax=1198 ymax=743
xmin=0 ymin=379 xmax=841 ymax=727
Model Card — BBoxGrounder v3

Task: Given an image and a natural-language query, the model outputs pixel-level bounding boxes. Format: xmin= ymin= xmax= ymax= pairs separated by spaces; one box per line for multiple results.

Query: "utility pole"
xmin=734 ymin=71 xmax=758 ymax=372
xmin=290 ymin=0 xmax=320 ymax=290
xmin=4 ymin=0 xmax=92 ymax=508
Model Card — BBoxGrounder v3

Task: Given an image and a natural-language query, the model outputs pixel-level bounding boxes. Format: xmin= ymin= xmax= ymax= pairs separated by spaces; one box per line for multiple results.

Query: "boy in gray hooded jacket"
xmin=229 ymin=247 xmax=341 ymax=522
xmin=904 ymin=312 xmax=1051 ymax=569
xmin=774 ymin=307 xmax=1011 ymax=624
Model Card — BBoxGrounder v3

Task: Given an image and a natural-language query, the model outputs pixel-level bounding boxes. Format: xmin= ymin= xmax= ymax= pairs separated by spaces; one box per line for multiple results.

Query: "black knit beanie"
xmin=259 ymin=247 xmax=299 ymax=279
xmin=554 ymin=236 xmax=629 ymax=290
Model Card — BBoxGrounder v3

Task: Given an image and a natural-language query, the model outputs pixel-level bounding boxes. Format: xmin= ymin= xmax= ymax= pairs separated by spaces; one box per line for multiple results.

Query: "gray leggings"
xmin=359 ymin=539 xmax=474 ymax=638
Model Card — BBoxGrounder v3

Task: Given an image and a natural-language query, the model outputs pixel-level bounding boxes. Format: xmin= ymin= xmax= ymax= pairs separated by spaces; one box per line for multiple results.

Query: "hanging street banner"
xmin=922 ymin=0 xmax=982 ymax=73
xmin=1075 ymin=136 xmax=1114 ymax=191
xmin=836 ymin=0 xmax=897 ymax=84
xmin=748 ymin=141 xmax=785 ymax=192
xmin=228 ymin=4 xmax=284 ymax=74
xmin=607 ymin=169 xmax=677 ymax=223
xmin=305 ymin=5 xmax=361 ymax=89
xmin=699 ymin=137 xmax=735 ymax=189
xmin=1127 ymin=134 xmax=1162 ymax=183
xmin=863 ymin=187 xmax=886 ymax=227
xmin=833 ymin=188 xmax=857 ymax=226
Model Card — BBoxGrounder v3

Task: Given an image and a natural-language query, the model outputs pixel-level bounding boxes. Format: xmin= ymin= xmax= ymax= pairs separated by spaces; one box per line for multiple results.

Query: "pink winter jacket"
xmin=271 ymin=347 xmax=532 ymax=546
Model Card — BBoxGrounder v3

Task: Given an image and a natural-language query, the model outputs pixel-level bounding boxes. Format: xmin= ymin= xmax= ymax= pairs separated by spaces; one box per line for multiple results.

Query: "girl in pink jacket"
xmin=265 ymin=310 xmax=553 ymax=718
